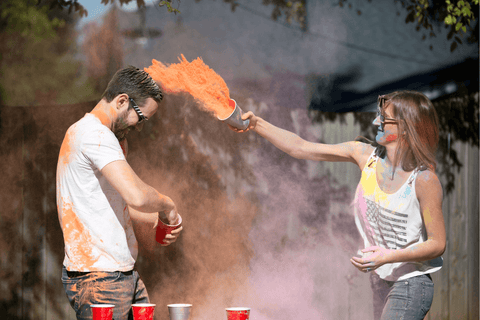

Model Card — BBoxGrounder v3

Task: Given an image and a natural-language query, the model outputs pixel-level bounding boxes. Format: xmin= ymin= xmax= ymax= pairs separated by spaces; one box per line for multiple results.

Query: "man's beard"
xmin=112 ymin=117 xmax=132 ymax=140
xmin=114 ymin=128 xmax=129 ymax=140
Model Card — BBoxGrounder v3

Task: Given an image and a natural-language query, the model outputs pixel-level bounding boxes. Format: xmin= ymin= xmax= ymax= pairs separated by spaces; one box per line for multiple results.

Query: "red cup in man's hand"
xmin=155 ymin=213 xmax=182 ymax=244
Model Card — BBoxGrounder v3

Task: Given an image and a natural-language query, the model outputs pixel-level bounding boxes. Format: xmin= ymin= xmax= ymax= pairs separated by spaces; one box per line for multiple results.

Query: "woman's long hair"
xmin=382 ymin=90 xmax=439 ymax=172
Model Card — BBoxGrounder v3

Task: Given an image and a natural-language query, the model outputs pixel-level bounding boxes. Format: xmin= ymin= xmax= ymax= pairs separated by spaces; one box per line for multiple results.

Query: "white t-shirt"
xmin=56 ymin=113 xmax=138 ymax=272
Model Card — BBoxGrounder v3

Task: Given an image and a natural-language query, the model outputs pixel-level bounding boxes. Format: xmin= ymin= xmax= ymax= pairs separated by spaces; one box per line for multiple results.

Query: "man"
xmin=56 ymin=66 xmax=182 ymax=319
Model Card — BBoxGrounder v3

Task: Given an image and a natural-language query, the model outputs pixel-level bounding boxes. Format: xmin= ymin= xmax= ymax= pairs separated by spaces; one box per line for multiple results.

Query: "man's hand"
xmin=165 ymin=209 xmax=181 ymax=225
xmin=160 ymin=225 xmax=183 ymax=247
xmin=130 ymin=208 xmax=184 ymax=251
xmin=157 ymin=210 xmax=183 ymax=247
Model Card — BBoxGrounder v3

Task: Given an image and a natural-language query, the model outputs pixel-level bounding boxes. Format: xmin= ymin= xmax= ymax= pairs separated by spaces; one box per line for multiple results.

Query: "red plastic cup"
xmin=132 ymin=303 xmax=156 ymax=320
xmin=155 ymin=214 xmax=182 ymax=244
xmin=90 ymin=304 xmax=114 ymax=320
xmin=226 ymin=307 xmax=250 ymax=320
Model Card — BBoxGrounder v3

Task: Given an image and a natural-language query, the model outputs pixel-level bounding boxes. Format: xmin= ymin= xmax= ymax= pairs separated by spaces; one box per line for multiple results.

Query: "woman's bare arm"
xmin=235 ymin=112 xmax=373 ymax=168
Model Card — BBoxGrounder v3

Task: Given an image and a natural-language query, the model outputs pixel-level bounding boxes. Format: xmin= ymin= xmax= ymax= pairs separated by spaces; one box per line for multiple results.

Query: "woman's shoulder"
xmin=416 ymin=168 xmax=440 ymax=184
xmin=415 ymin=169 xmax=443 ymax=200
xmin=350 ymin=139 xmax=376 ymax=169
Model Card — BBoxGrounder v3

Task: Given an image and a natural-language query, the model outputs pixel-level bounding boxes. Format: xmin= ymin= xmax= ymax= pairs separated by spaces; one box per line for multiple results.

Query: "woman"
xmin=232 ymin=91 xmax=446 ymax=319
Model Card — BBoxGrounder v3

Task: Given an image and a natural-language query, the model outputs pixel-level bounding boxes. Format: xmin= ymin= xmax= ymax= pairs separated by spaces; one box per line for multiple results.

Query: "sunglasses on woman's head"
xmin=376 ymin=95 xmax=398 ymax=131
xmin=377 ymin=95 xmax=397 ymax=121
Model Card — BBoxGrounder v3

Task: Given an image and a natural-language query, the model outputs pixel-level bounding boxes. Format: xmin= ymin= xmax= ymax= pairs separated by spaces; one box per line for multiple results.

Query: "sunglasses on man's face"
xmin=129 ymin=98 xmax=148 ymax=124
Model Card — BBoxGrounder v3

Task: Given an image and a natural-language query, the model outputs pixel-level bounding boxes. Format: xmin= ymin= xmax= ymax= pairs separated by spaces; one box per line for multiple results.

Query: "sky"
xmin=76 ymin=0 xmax=139 ymax=28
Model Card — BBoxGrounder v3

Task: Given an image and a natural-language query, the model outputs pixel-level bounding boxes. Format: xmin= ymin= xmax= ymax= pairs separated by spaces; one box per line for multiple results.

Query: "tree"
xmin=47 ymin=0 xmax=478 ymax=52
xmin=82 ymin=7 xmax=124 ymax=94
xmin=338 ymin=0 xmax=479 ymax=52
xmin=222 ymin=0 xmax=307 ymax=29
xmin=43 ymin=0 xmax=147 ymax=16
xmin=0 ymin=0 xmax=97 ymax=106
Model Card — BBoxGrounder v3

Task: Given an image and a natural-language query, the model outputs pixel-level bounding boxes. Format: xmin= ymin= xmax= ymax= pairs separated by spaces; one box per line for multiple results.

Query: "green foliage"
xmin=1 ymin=0 xmax=64 ymax=40
xmin=189 ymin=0 xmax=307 ymax=29
xmin=0 ymin=0 xmax=97 ymax=106
xmin=159 ymin=0 xmax=181 ymax=14
xmin=46 ymin=0 xmax=88 ymax=17
xmin=262 ymin=0 xmax=307 ymax=29
xmin=444 ymin=0 xmax=477 ymax=32
xmin=44 ymin=0 xmax=147 ymax=17
xmin=404 ymin=0 xmax=478 ymax=52
xmin=45 ymin=0 xmax=148 ymax=16
xmin=340 ymin=0 xmax=478 ymax=52
xmin=43 ymin=0 xmax=478 ymax=53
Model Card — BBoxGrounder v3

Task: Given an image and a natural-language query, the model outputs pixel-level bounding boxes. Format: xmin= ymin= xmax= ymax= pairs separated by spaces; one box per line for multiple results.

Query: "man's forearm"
xmin=130 ymin=185 xmax=176 ymax=216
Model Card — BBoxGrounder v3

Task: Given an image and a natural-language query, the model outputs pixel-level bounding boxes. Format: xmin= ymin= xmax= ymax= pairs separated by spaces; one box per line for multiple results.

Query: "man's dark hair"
xmin=101 ymin=66 xmax=163 ymax=107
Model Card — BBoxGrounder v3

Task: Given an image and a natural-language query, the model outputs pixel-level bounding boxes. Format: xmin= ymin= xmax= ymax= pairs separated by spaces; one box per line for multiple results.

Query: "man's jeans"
xmin=62 ymin=266 xmax=149 ymax=320
xmin=370 ymin=273 xmax=434 ymax=320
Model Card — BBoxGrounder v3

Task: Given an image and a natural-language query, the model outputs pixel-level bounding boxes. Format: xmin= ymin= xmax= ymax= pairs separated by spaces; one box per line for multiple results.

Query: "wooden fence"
xmin=320 ymin=113 xmax=479 ymax=320
xmin=0 ymin=104 xmax=477 ymax=319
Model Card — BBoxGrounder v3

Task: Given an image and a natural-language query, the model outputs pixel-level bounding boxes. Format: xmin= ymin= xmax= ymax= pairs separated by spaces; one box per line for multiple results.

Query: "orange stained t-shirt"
xmin=56 ymin=114 xmax=138 ymax=272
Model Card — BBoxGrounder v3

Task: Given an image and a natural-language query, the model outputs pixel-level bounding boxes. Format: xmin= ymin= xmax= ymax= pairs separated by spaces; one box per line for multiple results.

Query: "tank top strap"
xmin=406 ymin=167 xmax=420 ymax=187
xmin=364 ymin=148 xmax=379 ymax=170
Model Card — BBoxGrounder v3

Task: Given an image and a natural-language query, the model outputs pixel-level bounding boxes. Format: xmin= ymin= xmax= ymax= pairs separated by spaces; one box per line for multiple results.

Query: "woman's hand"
xmin=228 ymin=111 xmax=258 ymax=133
xmin=350 ymin=246 xmax=393 ymax=273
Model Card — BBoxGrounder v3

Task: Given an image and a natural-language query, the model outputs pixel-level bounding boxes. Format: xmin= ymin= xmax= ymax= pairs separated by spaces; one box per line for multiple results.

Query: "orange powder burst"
xmin=145 ymin=55 xmax=234 ymax=119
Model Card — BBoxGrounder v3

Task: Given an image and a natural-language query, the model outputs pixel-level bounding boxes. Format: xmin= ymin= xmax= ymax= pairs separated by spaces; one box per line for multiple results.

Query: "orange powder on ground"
xmin=145 ymin=55 xmax=234 ymax=119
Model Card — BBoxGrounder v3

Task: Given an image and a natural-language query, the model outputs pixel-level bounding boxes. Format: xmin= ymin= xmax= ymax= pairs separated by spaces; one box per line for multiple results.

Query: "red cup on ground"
xmin=90 ymin=304 xmax=114 ymax=320
xmin=155 ymin=214 xmax=182 ymax=244
xmin=226 ymin=307 xmax=250 ymax=320
xmin=132 ymin=303 xmax=156 ymax=320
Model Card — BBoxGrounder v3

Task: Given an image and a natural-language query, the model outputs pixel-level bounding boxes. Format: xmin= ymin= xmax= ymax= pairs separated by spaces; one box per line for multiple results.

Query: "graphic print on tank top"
xmin=358 ymin=151 xmax=418 ymax=251
xmin=364 ymin=198 xmax=409 ymax=250
xmin=354 ymin=149 xmax=443 ymax=280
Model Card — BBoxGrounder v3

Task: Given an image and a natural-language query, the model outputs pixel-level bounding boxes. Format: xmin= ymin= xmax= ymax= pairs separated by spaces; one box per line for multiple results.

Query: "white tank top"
xmin=353 ymin=149 xmax=443 ymax=281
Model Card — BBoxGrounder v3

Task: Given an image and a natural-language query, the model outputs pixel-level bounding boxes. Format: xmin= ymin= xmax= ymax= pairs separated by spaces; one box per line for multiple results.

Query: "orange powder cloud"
xmin=145 ymin=55 xmax=234 ymax=119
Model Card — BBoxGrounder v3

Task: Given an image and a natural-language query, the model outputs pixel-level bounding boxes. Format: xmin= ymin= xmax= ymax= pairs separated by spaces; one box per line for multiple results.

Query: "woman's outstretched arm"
xmin=233 ymin=111 xmax=373 ymax=167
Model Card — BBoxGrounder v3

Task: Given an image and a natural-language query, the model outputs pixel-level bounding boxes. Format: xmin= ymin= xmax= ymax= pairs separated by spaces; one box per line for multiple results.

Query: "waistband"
xmin=66 ymin=268 xmax=134 ymax=278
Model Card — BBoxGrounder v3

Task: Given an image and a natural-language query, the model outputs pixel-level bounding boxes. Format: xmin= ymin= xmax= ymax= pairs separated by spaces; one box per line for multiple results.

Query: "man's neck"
xmin=90 ymin=100 xmax=118 ymax=130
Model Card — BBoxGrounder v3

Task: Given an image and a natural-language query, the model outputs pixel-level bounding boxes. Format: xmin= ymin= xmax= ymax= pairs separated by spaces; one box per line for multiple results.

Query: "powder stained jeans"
xmin=370 ymin=273 xmax=434 ymax=320
xmin=62 ymin=266 xmax=149 ymax=320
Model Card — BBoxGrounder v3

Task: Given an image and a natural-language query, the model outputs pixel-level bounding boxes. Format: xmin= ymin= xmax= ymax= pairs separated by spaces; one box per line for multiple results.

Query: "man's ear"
xmin=116 ymin=94 xmax=130 ymax=110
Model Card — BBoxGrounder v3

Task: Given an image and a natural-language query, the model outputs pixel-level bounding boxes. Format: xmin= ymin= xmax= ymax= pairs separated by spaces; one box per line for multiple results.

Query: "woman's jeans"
xmin=370 ymin=273 xmax=434 ymax=320
xmin=62 ymin=266 xmax=149 ymax=320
